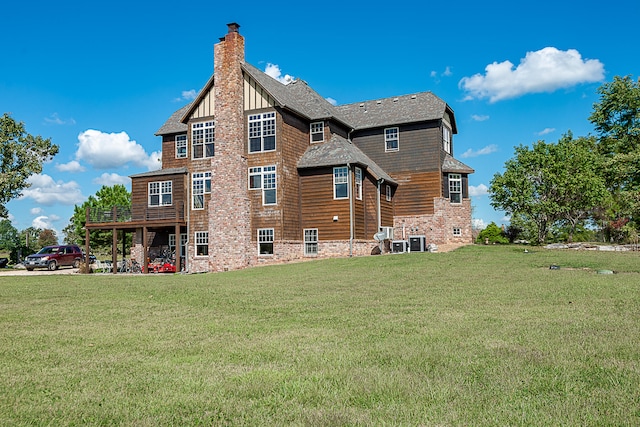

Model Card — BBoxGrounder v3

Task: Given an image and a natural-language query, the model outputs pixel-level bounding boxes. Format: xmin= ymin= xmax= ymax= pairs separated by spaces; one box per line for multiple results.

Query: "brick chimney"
xmin=209 ymin=23 xmax=251 ymax=271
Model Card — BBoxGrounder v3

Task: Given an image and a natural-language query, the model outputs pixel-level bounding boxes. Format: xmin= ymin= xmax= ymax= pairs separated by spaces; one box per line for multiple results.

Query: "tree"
xmin=589 ymin=75 xmax=640 ymax=238
xmin=37 ymin=229 xmax=58 ymax=247
xmin=70 ymin=184 xmax=132 ymax=253
xmin=490 ymin=134 xmax=609 ymax=244
xmin=0 ymin=113 xmax=59 ymax=218
xmin=477 ymin=222 xmax=508 ymax=244
xmin=0 ymin=219 xmax=20 ymax=262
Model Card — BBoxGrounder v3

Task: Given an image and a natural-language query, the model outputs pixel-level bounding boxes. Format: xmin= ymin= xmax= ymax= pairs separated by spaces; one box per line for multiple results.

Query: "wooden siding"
xmin=300 ymin=168 xmax=351 ymax=241
xmin=352 ymin=122 xmax=442 ymax=173
xmin=380 ymin=184 xmax=394 ymax=227
xmin=190 ymin=88 xmax=215 ymax=119
xmin=161 ymin=134 xmax=189 ymax=170
xmin=244 ymin=74 xmax=276 ymax=111
xmin=390 ymin=171 xmax=441 ymax=216
xmin=130 ymin=173 xmax=187 ymax=222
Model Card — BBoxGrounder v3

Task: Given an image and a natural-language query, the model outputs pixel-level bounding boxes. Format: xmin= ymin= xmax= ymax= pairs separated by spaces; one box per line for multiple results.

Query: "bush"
xmin=477 ymin=222 xmax=509 ymax=244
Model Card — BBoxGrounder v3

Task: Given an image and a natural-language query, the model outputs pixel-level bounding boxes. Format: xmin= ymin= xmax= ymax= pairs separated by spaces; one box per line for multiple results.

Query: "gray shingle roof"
xmin=336 ymin=92 xmax=452 ymax=131
xmin=297 ymin=135 xmax=396 ymax=184
xmin=155 ymin=104 xmax=190 ymax=136
xmin=130 ymin=167 xmax=188 ymax=179
xmin=442 ymin=154 xmax=474 ymax=173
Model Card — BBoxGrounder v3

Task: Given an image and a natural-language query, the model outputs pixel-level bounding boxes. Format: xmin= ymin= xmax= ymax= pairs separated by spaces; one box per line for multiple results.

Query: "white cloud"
xmin=44 ymin=113 xmax=76 ymax=125
xmin=75 ymin=129 xmax=160 ymax=171
xmin=264 ymin=63 xmax=295 ymax=85
xmin=32 ymin=215 xmax=54 ymax=230
xmin=469 ymin=183 xmax=490 ymax=197
xmin=459 ymin=47 xmax=605 ymax=102
xmin=472 ymin=218 xmax=486 ymax=230
xmin=56 ymin=160 xmax=86 ymax=173
xmin=460 ymin=144 xmax=498 ymax=158
xmin=442 ymin=66 xmax=452 ymax=77
xmin=30 ymin=207 xmax=43 ymax=215
xmin=182 ymin=90 xmax=196 ymax=100
xmin=537 ymin=127 xmax=556 ymax=136
xmin=326 ymin=97 xmax=337 ymax=106
xmin=93 ymin=173 xmax=132 ymax=186
xmin=20 ymin=174 xmax=84 ymax=206
xmin=471 ymin=114 xmax=490 ymax=122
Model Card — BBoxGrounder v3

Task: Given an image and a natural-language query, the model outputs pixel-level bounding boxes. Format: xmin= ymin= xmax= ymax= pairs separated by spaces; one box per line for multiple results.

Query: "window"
xmin=449 ymin=173 xmax=462 ymax=203
xmin=169 ymin=233 xmax=188 ymax=260
xmin=195 ymin=231 xmax=208 ymax=256
xmin=333 ymin=166 xmax=349 ymax=199
xmin=192 ymin=172 xmax=212 ymax=210
xmin=386 ymin=184 xmax=392 ymax=202
xmin=175 ymin=134 xmax=187 ymax=158
xmin=192 ymin=121 xmax=215 ymax=159
xmin=355 ymin=167 xmax=363 ymax=200
xmin=310 ymin=122 xmax=324 ymax=143
xmin=443 ymin=125 xmax=451 ymax=154
xmin=149 ymin=181 xmax=172 ymax=206
xmin=258 ymin=228 xmax=274 ymax=255
xmin=304 ymin=229 xmax=318 ymax=256
xmin=248 ymin=112 xmax=276 ymax=153
xmin=249 ymin=166 xmax=277 ymax=205
xmin=385 ymin=127 xmax=399 ymax=152
xmin=453 ymin=227 xmax=462 ymax=236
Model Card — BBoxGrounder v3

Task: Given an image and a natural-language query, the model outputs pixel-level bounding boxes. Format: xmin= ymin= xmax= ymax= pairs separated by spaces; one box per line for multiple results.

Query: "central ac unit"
xmin=409 ymin=235 xmax=426 ymax=252
xmin=391 ymin=240 xmax=409 ymax=253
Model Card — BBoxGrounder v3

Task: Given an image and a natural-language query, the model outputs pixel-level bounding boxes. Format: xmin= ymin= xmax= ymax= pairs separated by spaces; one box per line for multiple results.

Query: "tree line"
xmin=489 ymin=75 xmax=640 ymax=245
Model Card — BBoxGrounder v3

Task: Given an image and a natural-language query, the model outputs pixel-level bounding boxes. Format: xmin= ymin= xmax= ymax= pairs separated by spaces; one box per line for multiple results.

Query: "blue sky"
xmin=2 ymin=0 xmax=638 ymax=240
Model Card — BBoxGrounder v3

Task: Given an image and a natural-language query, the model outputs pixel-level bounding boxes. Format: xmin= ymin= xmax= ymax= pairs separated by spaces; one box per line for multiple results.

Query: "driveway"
xmin=0 ymin=267 xmax=81 ymax=277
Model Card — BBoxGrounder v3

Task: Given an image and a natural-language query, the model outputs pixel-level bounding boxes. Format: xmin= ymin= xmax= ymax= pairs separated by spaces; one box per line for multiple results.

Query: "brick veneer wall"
xmin=393 ymin=197 xmax=473 ymax=245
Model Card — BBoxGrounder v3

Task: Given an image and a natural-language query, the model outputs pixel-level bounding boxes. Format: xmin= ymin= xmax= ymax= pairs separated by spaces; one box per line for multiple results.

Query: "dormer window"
xmin=310 ymin=122 xmax=324 ymax=143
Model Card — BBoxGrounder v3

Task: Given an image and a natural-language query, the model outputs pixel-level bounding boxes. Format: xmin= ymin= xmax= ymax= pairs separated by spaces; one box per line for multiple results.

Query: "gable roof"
xmin=155 ymin=104 xmax=190 ymax=136
xmin=336 ymin=92 xmax=456 ymax=132
xmin=442 ymin=153 xmax=474 ymax=174
xmin=130 ymin=167 xmax=189 ymax=179
xmin=297 ymin=135 xmax=397 ymax=184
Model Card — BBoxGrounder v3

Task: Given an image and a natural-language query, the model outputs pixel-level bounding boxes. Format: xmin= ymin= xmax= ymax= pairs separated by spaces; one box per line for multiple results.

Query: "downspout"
xmin=377 ymin=179 xmax=383 ymax=232
xmin=184 ymin=173 xmax=190 ymax=273
xmin=348 ymin=162 xmax=353 ymax=257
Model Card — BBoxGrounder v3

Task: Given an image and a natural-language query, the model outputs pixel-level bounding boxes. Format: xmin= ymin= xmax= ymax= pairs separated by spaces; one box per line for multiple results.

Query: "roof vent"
xmin=376 ymin=100 xmax=382 ymax=104
xmin=411 ymin=95 xmax=417 ymax=99
xmin=393 ymin=98 xmax=399 ymax=102
xmin=359 ymin=103 xmax=365 ymax=107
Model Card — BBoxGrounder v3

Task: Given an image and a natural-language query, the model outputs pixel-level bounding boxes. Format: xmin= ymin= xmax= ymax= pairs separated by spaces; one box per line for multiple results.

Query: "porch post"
xmin=143 ymin=226 xmax=148 ymax=274
xmin=175 ymin=223 xmax=181 ymax=272
xmin=84 ymin=226 xmax=90 ymax=272
xmin=112 ymin=228 xmax=117 ymax=274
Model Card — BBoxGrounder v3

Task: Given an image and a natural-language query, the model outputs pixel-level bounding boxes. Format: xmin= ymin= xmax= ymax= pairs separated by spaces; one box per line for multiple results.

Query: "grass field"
xmin=1 ymin=245 xmax=639 ymax=425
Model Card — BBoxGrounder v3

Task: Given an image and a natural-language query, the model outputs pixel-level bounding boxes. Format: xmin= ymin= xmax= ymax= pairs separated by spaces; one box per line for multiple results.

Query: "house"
xmin=84 ymin=23 xmax=473 ymax=273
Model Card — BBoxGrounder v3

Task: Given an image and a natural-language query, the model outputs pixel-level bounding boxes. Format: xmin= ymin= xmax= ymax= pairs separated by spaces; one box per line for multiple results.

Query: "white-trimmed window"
xmin=385 ymin=127 xmax=399 ymax=152
xmin=355 ymin=167 xmax=363 ymax=200
xmin=304 ymin=229 xmax=318 ymax=256
xmin=248 ymin=166 xmax=277 ymax=205
xmin=310 ymin=122 xmax=324 ymax=143
xmin=149 ymin=181 xmax=172 ymax=206
xmin=449 ymin=173 xmax=462 ymax=203
xmin=192 ymin=172 xmax=212 ymax=210
xmin=169 ymin=233 xmax=188 ymax=253
xmin=192 ymin=121 xmax=215 ymax=159
xmin=176 ymin=134 xmax=187 ymax=159
xmin=195 ymin=231 xmax=208 ymax=256
xmin=248 ymin=112 xmax=276 ymax=153
xmin=453 ymin=227 xmax=462 ymax=236
xmin=385 ymin=184 xmax=392 ymax=202
xmin=258 ymin=228 xmax=274 ymax=255
xmin=333 ymin=166 xmax=349 ymax=199
xmin=443 ymin=125 xmax=451 ymax=154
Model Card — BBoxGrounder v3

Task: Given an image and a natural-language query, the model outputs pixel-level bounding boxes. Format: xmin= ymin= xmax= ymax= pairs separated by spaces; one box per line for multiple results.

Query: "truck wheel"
xmin=48 ymin=260 xmax=58 ymax=271
xmin=73 ymin=259 xmax=81 ymax=268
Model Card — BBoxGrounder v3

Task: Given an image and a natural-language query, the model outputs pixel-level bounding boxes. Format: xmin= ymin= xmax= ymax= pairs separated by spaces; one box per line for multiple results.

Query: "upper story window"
xmin=192 ymin=121 xmax=215 ymax=159
xmin=192 ymin=172 xmax=212 ymax=210
xmin=449 ymin=173 xmax=462 ymax=204
xmin=385 ymin=127 xmax=399 ymax=152
xmin=443 ymin=125 xmax=452 ymax=154
xmin=248 ymin=112 xmax=276 ymax=153
xmin=355 ymin=167 xmax=363 ymax=200
xmin=333 ymin=166 xmax=349 ymax=199
xmin=149 ymin=181 xmax=172 ymax=206
xmin=310 ymin=122 xmax=324 ymax=143
xmin=248 ymin=165 xmax=277 ymax=205
xmin=175 ymin=134 xmax=187 ymax=159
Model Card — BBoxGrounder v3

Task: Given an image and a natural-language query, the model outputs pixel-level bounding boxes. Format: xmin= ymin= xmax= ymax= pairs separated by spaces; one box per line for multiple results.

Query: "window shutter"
xmin=443 ymin=174 xmax=449 ymax=198
xmin=462 ymin=175 xmax=469 ymax=199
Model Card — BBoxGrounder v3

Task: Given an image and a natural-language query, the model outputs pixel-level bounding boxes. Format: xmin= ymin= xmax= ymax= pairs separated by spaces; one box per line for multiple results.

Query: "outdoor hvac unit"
xmin=409 ymin=235 xmax=426 ymax=252
xmin=392 ymin=240 xmax=409 ymax=253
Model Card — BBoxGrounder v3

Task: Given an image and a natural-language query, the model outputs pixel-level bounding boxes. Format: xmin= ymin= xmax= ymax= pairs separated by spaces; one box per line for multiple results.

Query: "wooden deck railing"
xmin=86 ymin=202 xmax=185 ymax=224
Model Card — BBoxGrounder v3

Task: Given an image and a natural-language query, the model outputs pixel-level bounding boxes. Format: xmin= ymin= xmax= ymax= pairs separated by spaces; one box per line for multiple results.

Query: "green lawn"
xmin=1 ymin=245 xmax=639 ymax=425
